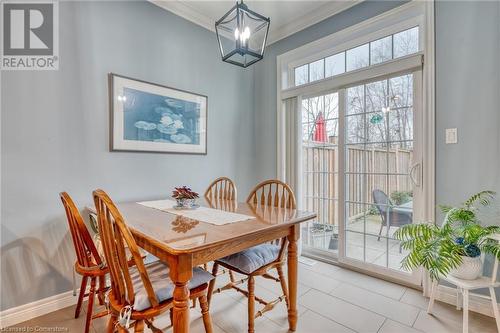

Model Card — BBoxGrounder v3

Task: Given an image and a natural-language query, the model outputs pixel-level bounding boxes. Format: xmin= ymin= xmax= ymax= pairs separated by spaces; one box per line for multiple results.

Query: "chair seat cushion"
xmin=131 ymin=261 xmax=214 ymax=311
xmin=216 ymin=244 xmax=280 ymax=274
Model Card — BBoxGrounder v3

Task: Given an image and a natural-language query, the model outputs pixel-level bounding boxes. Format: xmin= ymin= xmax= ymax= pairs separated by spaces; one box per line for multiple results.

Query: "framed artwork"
xmin=109 ymin=73 xmax=207 ymax=154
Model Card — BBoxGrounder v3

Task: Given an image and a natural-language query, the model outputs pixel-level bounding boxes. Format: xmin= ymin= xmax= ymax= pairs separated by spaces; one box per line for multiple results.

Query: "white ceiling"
xmin=150 ymin=0 xmax=362 ymax=44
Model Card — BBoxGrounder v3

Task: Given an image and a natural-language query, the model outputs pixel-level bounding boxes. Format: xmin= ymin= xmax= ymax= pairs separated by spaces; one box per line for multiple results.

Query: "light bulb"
xmin=234 ymin=28 xmax=240 ymax=40
xmin=243 ymin=26 xmax=250 ymax=40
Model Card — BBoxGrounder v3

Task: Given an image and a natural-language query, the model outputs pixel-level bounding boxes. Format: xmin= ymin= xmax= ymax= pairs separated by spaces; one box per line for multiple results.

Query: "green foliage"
xmin=390 ymin=191 xmax=413 ymax=206
xmin=394 ymin=190 xmax=500 ymax=280
xmin=366 ymin=191 xmax=413 ymax=215
xmin=366 ymin=204 xmax=379 ymax=215
xmin=463 ymin=190 xmax=496 ymax=208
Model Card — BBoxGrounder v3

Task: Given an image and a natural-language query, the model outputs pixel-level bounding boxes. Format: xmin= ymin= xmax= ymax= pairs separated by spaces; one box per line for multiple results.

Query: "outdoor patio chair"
xmin=372 ymin=189 xmax=412 ymax=240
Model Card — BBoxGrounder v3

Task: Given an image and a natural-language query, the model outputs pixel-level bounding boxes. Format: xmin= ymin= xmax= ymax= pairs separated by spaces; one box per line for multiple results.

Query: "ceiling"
xmin=150 ymin=0 xmax=362 ymax=44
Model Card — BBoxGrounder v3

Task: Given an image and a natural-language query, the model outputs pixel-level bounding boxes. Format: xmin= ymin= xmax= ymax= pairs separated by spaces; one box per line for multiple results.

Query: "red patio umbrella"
xmin=313 ymin=112 xmax=327 ymax=142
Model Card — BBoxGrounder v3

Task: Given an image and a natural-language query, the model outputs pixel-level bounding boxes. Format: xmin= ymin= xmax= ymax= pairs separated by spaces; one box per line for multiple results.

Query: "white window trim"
xmin=276 ymin=0 xmax=436 ymax=287
xmin=280 ymin=1 xmax=427 ymax=91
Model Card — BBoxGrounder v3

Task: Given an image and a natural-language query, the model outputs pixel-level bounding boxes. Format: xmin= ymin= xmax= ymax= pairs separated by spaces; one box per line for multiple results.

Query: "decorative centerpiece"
xmin=172 ymin=186 xmax=200 ymax=209
xmin=395 ymin=190 xmax=500 ymax=281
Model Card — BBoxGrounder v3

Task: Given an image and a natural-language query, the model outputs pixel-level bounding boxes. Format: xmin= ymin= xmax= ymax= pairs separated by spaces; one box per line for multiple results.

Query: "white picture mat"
xmin=137 ymin=200 xmax=256 ymax=226
xmin=112 ymin=75 xmax=207 ymax=153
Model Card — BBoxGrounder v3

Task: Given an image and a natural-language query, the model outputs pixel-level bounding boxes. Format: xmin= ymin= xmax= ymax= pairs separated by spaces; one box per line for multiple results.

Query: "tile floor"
xmin=7 ymin=260 xmax=498 ymax=333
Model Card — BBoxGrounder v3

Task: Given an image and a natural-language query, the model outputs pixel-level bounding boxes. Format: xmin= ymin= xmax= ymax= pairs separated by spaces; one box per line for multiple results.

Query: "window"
xmin=325 ymin=52 xmax=345 ymax=77
xmin=309 ymin=59 xmax=325 ymax=82
xmin=292 ymin=27 xmax=420 ymax=87
xmin=346 ymin=43 xmax=369 ymax=71
xmin=294 ymin=64 xmax=308 ymax=86
xmin=370 ymin=36 xmax=392 ymax=65
xmin=393 ymin=27 xmax=419 ymax=58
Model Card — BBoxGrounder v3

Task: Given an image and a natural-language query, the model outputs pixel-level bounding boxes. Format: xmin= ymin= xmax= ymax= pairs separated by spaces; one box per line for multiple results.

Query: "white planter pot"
xmin=449 ymin=256 xmax=483 ymax=280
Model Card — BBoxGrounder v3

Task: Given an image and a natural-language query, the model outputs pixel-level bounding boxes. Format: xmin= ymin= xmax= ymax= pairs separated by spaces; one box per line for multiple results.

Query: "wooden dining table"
xmin=87 ymin=197 xmax=316 ymax=333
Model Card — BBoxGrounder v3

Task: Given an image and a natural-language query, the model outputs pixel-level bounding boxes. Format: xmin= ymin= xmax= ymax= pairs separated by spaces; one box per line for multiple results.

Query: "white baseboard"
xmin=436 ymin=285 xmax=499 ymax=318
xmin=0 ymin=290 xmax=78 ymax=328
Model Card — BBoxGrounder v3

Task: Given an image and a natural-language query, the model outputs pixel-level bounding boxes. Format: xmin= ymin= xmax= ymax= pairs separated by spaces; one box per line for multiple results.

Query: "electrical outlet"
xmin=446 ymin=128 xmax=458 ymax=144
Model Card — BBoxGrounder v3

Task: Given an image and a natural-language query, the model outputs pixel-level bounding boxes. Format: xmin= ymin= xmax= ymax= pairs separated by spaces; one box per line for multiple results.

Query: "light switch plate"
xmin=446 ymin=128 xmax=458 ymax=144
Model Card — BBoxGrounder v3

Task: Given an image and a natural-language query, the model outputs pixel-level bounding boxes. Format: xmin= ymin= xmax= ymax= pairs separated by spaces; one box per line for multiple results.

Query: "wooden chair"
xmin=207 ymin=180 xmax=295 ymax=333
xmin=60 ymin=192 xmax=110 ymax=333
xmin=204 ymin=177 xmax=238 ymax=274
xmin=427 ymin=234 xmax=500 ymax=333
xmin=204 ymin=177 xmax=237 ymax=202
xmin=93 ymin=189 xmax=214 ymax=333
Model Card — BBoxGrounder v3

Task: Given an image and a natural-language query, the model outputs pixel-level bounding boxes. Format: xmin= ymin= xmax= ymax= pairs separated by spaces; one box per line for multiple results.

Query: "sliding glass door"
xmin=300 ymin=71 xmax=422 ymax=284
xmin=341 ymin=72 xmax=422 ymax=283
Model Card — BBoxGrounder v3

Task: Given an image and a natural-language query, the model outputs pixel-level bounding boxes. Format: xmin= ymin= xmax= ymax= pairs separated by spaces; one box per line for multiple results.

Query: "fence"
xmin=302 ymin=143 xmax=413 ymax=226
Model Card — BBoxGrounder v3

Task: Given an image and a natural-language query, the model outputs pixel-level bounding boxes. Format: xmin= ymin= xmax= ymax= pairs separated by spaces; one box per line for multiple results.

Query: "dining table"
xmin=87 ymin=197 xmax=316 ymax=333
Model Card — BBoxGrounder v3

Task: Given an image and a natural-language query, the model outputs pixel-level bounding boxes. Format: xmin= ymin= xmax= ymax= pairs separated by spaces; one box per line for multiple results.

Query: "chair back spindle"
xmin=205 ymin=177 xmax=237 ymax=201
xmin=93 ymin=189 xmax=157 ymax=308
xmin=60 ymin=192 xmax=103 ymax=270
xmin=247 ymin=180 xmax=296 ymax=210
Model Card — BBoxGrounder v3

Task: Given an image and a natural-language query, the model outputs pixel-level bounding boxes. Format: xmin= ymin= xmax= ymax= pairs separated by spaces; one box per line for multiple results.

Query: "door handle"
xmin=409 ymin=163 xmax=421 ymax=187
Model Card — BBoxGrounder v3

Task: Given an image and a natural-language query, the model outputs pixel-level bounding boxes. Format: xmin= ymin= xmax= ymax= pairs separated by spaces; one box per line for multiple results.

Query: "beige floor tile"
xmin=302 ymin=263 xmax=407 ymax=300
xmin=400 ymin=287 xmax=499 ymax=331
xmin=255 ymin=271 xmax=311 ymax=298
xmin=399 ymin=288 xmax=433 ymax=310
xmin=295 ymin=265 xmax=342 ymax=294
xmin=295 ymin=310 xmax=355 ymax=333
xmin=299 ymin=288 xmax=385 ymax=332
xmin=378 ymin=319 xmax=423 ymax=333
xmin=413 ymin=310 xmax=497 ymax=333
xmin=329 ymin=282 xmax=420 ymax=326
xmin=8 ymin=304 xmax=89 ymax=333
xmin=304 ymin=259 xmax=343 ymax=276
xmin=209 ymin=291 xmax=273 ymax=333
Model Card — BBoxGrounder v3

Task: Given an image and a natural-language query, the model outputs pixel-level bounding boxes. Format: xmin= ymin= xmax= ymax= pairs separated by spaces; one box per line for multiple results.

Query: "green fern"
xmin=463 ymin=190 xmax=496 ymax=208
xmin=395 ymin=191 xmax=500 ymax=280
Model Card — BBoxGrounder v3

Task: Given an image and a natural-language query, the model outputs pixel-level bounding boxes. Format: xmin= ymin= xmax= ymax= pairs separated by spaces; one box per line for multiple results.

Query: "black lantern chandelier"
xmin=215 ymin=0 xmax=270 ymax=68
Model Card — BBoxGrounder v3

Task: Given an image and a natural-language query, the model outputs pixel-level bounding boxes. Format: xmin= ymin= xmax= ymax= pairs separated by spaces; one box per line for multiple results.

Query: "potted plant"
xmin=394 ymin=190 xmax=500 ymax=280
xmin=172 ymin=186 xmax=199 ymax=209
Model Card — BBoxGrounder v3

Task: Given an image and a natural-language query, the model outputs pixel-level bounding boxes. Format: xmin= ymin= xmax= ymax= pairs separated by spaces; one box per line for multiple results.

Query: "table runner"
xmin=137 ymin=199 xmax=255 ymax=226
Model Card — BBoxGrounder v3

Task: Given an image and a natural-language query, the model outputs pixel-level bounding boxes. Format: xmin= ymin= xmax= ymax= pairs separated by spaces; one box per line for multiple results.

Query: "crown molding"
xmin=266 ymin=1 xmax=362 ymax=44
xmin=150 ymin=0 xmax=215 ymax=33
xmin=149 ymin=0 xmax=363 ymax=45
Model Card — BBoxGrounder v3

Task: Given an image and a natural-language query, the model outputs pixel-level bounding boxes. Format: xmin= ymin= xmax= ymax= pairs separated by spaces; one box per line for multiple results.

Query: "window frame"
xmin=280 ymin=2 xmax=426 ymax=91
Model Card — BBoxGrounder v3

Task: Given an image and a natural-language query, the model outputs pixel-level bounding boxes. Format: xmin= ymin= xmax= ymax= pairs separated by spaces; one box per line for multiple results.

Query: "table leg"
xmin=170 ymin=255 xmax=193 ymax=333
xmin=287 ymin=225 xmax=299 ymax=331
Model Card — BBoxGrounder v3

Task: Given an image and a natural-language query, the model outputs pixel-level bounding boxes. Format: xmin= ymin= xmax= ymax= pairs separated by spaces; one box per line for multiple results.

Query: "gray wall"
xmin=435 ymin=0 xmax=500 ymax=283
xmin=1 ymin=1 xmax=255 ymax=310
xmin=435 ymin=0 xmax=500 ymax=217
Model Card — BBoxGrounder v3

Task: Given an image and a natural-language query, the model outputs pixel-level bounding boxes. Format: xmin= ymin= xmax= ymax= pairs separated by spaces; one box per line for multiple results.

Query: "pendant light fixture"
xmin=215 ymin=0 xmax=270 ymax=68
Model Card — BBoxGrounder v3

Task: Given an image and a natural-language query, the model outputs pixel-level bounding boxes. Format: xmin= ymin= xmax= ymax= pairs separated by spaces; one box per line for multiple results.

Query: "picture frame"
xmin=108 ymin=73 xmax=207 ymax=154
